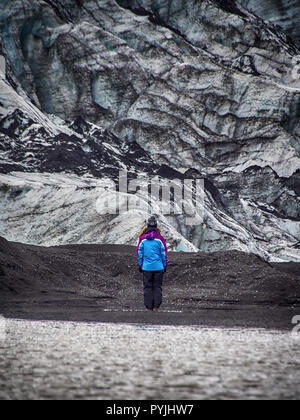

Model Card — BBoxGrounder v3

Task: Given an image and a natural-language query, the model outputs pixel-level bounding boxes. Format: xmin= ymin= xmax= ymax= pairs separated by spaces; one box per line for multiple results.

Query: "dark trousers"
xmin=143 ymin=271 xmax=164 ymax=310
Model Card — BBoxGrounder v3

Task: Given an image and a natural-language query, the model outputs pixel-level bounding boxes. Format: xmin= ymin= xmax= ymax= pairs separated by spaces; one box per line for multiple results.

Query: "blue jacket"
xmin=137 ymin=230 xmax=168 ymax=272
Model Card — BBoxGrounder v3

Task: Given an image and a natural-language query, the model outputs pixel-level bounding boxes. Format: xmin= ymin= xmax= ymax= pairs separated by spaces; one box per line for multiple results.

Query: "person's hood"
xmin=145 ymin=230 xmax=160 ymax=241
xmin=145 ymin=232 xmax=155 ymax=241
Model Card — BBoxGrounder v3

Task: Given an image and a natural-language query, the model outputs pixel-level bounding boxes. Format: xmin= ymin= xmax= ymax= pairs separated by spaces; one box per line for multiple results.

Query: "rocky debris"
xmin=0 ymin=109 xmax=160 ymax=179
xmin=0 ymin=236 xmax=299 ymax=329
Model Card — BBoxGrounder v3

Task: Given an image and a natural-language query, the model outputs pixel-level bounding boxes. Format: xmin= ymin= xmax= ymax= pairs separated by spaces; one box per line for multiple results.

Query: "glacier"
xmin=0 ymin=0 xmax=300 ymax=262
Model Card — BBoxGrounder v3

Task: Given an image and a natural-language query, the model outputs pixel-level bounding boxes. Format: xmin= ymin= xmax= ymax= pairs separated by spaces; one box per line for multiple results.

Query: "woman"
xmin=137 ymin=216 xmax=168 ymax=311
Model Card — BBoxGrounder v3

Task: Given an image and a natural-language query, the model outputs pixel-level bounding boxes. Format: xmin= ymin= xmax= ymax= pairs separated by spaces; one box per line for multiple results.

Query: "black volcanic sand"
xmin=0 ymin=236 xmax=300 ymax=330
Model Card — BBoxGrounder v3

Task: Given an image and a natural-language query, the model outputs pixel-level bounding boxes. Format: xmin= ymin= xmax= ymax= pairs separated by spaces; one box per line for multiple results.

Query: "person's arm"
xmin=138 ymin=240 xmax=145 ymax=270
xmin=136 ymin=230 xmax=145 ymax=258
xmin=137 ymin=236 xmax=142 ymax=258
xmin=160 ymin=236 xmax=168 ymax=268
xmin=160 ymin=241 xmax=167 ymax=270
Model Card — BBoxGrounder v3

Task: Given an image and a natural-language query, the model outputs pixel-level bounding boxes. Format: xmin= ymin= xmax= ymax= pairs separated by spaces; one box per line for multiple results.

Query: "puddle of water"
xmin=0 ymin=319 xmax=300 ymax=400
